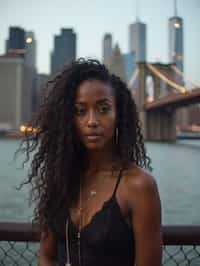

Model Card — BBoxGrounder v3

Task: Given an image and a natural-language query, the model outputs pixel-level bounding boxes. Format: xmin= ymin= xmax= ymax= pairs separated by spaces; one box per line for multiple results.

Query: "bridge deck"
xmin=144 ymin=88 xmax=200 ymax=110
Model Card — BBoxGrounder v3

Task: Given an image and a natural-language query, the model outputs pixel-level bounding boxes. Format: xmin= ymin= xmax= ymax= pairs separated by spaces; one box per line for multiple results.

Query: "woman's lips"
xmin=85 ymin=135 xmax=102 ymax=141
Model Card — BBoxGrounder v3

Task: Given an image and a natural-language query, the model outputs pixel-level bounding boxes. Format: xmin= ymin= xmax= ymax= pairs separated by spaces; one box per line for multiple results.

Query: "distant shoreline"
xmin=177 ymin=136 xmax=200 ymax=140
xmin=1 ymin=127 xmax=200 ymax=140
xmin=1 ymin=134 xmax=200 ymax=140
xmin=0 ymin=134 xmax=22 ymax=139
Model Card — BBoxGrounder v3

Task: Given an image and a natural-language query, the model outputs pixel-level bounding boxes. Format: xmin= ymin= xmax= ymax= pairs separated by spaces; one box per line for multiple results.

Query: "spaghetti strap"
xmin=112 ymin=167 xmax=123 ymax=197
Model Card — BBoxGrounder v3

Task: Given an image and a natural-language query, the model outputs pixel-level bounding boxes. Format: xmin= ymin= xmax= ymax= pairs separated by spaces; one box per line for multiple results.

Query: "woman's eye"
xmin=74 ymin=107 xmax=86 ymax=115
xmin=98 ymin=105 xmax=111 ymax=113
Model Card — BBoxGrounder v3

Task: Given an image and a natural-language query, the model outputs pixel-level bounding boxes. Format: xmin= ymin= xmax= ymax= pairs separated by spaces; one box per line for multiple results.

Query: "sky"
xmin=1 ymin=0 xmax=200 ymax=83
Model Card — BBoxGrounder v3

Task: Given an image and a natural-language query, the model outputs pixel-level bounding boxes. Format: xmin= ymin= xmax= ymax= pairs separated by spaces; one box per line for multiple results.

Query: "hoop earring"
xmin=115 ymin=127 xmax=119 ymax=144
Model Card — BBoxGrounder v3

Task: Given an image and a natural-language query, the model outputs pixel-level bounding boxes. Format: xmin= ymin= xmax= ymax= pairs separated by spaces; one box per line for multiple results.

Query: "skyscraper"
xmin=168 ymin=0 xmax=183 ymax=71
xmin=51 ymin=28 xmax=76 ymax=75
xmin=5 ymin=27 xmax=38 ymax=114
xmin=169 ymin=1 xmax=187 ymax=130
xmin=122 ymin=52 xmax=136 ymax=81
xmin=0 ymin=57 xmax=33 ymax=130
xmin=103 ymin=33 xmax=112 ymax=67
xmin=25 ymin=31 xmax=36 ymax=68
xmin=129 ymin=20 xmax=146 ymax=63
xmin=107 ymin=44 xmax=126 ymax=82
xmin=24 ymin=31 xmax=38 ymax=113
xmin=6 ymin=27 xmax=26 ymax=58
xmin=36 ymin=73 xmax=49 ymax=111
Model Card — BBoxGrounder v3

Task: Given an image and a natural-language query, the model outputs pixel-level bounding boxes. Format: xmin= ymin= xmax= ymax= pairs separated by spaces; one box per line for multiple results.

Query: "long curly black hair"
xmin=16 ymin=58 xmax=151 ymax=236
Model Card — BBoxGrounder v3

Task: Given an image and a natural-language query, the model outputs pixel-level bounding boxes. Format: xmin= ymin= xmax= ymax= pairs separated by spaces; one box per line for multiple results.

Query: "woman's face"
xmin=73 ymin=79 xmax=117 ymax=150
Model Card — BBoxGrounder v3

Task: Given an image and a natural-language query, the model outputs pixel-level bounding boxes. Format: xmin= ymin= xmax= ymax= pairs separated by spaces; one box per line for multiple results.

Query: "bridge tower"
xmin=135 ymin=63 xmax=177 ymax=141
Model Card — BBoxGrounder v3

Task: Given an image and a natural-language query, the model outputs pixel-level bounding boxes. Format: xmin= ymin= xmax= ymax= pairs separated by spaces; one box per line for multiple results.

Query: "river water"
xmin=0 ymin=139 xmax=200 ymax=225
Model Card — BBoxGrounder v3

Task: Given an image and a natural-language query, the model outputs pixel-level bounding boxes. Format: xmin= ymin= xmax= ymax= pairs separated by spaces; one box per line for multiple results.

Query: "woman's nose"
xmin=87 ymin=110 xmax=99 ymax=127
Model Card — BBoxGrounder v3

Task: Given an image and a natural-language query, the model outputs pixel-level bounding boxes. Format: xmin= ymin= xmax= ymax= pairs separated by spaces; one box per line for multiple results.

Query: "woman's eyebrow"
xmin=96 ymin=98 xmax=112 ymax=104
xmin=75 ymin=98 xmax=112 ymax=105
xmin=74 ymin=101 xmax=86 ymax=105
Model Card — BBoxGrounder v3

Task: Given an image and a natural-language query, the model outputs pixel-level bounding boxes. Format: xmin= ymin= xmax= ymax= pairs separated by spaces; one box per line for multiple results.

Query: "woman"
xmin=19 ymin=58 xmax=162 ymax=266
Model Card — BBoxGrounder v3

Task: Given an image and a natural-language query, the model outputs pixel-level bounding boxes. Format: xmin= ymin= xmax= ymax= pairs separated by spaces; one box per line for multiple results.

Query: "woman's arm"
xmin=127 ymin=170 xmax=162 ymax=266
xmin=38 ymin=228 xmax=57 ymax=266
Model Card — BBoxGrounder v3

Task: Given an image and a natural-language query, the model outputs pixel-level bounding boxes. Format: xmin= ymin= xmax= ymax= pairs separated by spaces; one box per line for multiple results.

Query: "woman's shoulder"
xmin=122 ymin=162 xmax=159 ymax=204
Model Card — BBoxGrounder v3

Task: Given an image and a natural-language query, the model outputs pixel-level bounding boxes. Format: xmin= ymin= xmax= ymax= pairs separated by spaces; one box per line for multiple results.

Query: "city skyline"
xmin=1 ymin=0 xmax=200 ymax=83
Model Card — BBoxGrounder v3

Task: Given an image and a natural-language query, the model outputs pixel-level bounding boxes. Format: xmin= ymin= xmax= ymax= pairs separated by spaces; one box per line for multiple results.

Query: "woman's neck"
xmin=86 ymin=146 xmax=119 ymax=174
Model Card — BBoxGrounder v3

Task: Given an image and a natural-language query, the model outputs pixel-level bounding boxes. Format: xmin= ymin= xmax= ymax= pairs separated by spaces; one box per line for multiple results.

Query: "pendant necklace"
xmin=77 ymin=181 xmax=97 ymax=266
xmin=78 ymin=179 xmax=82 ymax=266
xmin=65 ymin=181 xmax=97 ymax=266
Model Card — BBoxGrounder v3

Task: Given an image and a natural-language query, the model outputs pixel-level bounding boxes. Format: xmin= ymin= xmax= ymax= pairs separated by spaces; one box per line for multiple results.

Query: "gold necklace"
xmin=77 ymin=168 xmax=116 ymax=265
xmin=78 ymin=180 xmax=82 ymax=266
xmin=69 ymin=189 xmax=97 ymax=219
xmin=65 ymin=166 xmax=116 ymax=266
xmin=77 ymin=181 xmax=97 ymax=266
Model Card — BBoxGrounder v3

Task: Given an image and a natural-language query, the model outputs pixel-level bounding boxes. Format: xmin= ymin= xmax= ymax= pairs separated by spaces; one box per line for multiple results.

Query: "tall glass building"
xmin=51 ymin=28 xmax=76 ymax=75
xmin=129 ymin=21 xmax=146 ymax=63
xmin=103 ymin=33 xmax=112 ymax=67
xmin=6 ymin=27 xmax=26 ymax=58
xmin=25 ymin=31 xmax=36 ymax=68
xmin=122 ymin=52 xmax=136 ymax=81
xmin=168 ymin=0 xmax=183 ymax=71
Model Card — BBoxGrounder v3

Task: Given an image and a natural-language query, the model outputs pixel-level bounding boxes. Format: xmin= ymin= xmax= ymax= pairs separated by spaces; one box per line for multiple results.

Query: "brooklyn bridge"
xmin=128 ymin=63 xmax=200 ymax=141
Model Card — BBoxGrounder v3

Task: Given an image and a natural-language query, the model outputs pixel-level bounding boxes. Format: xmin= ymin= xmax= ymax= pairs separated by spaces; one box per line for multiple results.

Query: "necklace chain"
xmin=66 ymin=165 xmax=119 ymax=266
xmin=77 ymin=180 xmax=97 ymax=266
xmin=78 ymin=179 xmax=82 ymax=266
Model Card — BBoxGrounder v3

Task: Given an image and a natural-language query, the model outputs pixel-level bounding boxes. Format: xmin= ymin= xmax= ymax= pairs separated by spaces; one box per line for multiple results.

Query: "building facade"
xmin=25 ymin=31 xmax=36 ymax=68
xmin=169 ymin=1 xmax=186 ymax=129
xmin=122 ymin=52 xmax=136 ymax=81
xmin=168 ymin=0 xmax=184 ymax=71
xmin=168 ymin=16 xmax=183 ymax=71
xmin=25 ymin=31 xmax=37 ymax=113
xmin=107 ymin=44 xmax=126 ymax=82
xmin=51 ymin=28 xmax=76 ymax=75
xmin=36 ymin=73 xmax=49 ymax=111
xmin=5 ymin=28 xmax=38 ymax=114
xmin=0 ymin=57 xmax=33 ymax=130
xmin=129 ymin=21 xmax=146 ymax=63
xmin=103 ymin=33 xmax=112 ymax=67
xmin=6 ymin=27 xmax=26 ymax=58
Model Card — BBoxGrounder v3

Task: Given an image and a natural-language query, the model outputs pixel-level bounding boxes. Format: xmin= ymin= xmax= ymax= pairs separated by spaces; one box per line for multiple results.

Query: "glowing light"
xmin=174 ymin=22 xmax=180 ymax=28
xmin=26 ymin=37 xmax=33 ymax=44
xmin=20 ymin=125 xmax=26 ymax=132
xmin=146 ymin=97 xmax=154 ymax=103
xmin=19 ymin=125 xmax=37 ymax=133
xmin=180 ymin=88 xmax=187 ymax=93
xmin=191 ymin=125 xmax=200 ymax=132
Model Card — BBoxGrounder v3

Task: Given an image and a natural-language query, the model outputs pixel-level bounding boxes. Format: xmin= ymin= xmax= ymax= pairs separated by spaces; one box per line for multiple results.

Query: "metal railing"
xmin=0 ymin=222 xmax=200 ymax=265
xmin=162 ymin=225 xmax=200 ymax=265
xmin=0 ymin=222 xmax=39 ymax=265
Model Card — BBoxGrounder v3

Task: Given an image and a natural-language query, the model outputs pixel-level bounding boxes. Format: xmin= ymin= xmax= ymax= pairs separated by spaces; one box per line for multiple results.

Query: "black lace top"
xmin=53 ymin=168 xmax=135 ymax=266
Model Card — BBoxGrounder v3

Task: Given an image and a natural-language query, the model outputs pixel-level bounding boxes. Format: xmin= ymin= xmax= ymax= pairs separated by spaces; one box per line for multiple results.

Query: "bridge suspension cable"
xmin=128 ymin=66 xmax=140 ymax=88
xmin=171 ymin=65 xmax=200 ymax=88
xmin=147 ymin=63 xmax=188 ymax=93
